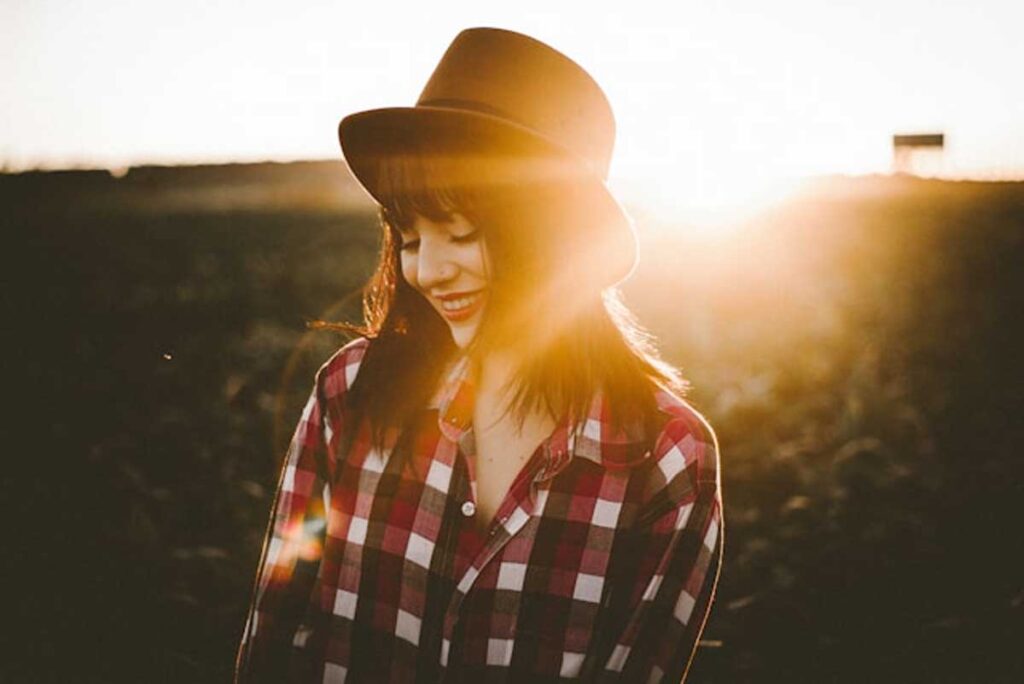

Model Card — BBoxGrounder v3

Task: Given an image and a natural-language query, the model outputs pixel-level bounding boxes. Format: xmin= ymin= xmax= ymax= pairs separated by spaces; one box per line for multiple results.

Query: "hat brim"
xmin=338 ymin=106 xmax=637 ymax=284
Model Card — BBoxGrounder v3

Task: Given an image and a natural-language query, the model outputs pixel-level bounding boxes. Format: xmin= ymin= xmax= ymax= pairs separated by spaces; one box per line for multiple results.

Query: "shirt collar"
xmin=430 ymin=353 xmax=650 ymax=479
xmin=431 ymin=353 xmax=476 ymax=444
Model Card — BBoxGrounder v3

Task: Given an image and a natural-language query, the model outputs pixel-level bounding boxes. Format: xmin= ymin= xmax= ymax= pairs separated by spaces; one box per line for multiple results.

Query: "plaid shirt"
xmin=237 ymin=337 xmax=722 ymax=683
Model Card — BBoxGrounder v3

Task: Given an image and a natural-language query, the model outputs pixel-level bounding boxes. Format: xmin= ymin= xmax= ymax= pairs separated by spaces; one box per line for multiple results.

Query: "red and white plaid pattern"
xmin=237 ymin=337 xmax=723 ymax=683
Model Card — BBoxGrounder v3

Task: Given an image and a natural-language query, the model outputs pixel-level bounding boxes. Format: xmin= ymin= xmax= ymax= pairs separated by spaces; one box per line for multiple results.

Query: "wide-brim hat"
xmin=338 ymin=27 xmax=637 ymax=285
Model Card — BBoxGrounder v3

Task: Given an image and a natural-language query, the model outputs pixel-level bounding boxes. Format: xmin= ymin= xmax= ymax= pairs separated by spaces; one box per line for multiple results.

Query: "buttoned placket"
xmin=432 ymin=355 xmax=590 ymax=675
xmin=454 ymin=420 xmax=480 ymax=528
xmin=437 ymin=424 xmax=580 ymax=676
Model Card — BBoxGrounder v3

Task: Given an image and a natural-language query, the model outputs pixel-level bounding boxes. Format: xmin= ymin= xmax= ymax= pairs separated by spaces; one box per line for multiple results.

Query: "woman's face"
xmin=398 ymin=212 xmax=490 ymax=349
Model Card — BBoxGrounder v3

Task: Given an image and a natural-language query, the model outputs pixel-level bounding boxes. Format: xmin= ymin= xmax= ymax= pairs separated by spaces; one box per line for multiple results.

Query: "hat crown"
xmin=417 ymin=28 xmax=615 ymax=179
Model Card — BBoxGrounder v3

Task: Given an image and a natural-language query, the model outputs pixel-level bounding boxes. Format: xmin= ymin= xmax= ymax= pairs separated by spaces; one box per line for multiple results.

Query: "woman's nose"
xmin=415 ymin=241 xmax=457 ymax=289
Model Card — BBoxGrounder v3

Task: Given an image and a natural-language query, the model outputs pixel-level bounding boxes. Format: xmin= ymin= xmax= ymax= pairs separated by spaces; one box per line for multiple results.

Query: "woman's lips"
xmin=436 ymin=291 xmax=484 ymax=322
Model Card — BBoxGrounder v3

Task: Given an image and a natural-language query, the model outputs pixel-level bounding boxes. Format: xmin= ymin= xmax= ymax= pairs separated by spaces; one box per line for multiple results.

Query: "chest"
xmin=470 ymin=396 xmax=555 ymax=533
xmin=323 ymin=420 xmax=641 ymax=680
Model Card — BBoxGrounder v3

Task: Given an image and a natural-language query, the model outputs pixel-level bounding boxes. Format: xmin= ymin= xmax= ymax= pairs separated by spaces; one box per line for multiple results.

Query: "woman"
xmin=237 ymin=27 xmax=722 ymax=683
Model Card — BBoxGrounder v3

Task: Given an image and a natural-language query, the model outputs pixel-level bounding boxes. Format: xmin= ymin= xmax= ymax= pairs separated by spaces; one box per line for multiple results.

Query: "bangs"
xmin=375 ymin=152 xmax=485 ymax=230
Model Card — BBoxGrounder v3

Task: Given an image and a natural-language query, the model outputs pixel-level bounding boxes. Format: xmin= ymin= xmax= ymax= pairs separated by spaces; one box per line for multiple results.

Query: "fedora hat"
xmin=338 ymin=27 xmax=637 ymax=284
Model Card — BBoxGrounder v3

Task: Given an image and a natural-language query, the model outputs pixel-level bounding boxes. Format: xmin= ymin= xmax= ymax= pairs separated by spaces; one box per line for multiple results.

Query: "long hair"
xmin=321 ymin=146 xmax=687 ymax=454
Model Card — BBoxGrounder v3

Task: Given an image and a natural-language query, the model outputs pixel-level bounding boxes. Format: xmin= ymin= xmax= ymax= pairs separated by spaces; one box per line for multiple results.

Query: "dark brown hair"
xmin=321 ymin=147 xmax=687 ymax=453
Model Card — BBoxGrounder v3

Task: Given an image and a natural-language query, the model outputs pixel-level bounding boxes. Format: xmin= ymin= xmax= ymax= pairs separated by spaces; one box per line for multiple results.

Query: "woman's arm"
xmin=584 ymin=413 xmax=724 ymax=683
xmin=235 ymin=338 xmax=367 ymax=682
xmin=235 ymin=376 xmax=330 ymax=682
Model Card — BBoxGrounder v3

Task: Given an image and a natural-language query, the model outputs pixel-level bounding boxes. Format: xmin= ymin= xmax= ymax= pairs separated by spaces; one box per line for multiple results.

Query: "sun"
xmin=615 ymin=168 xmax=808 ymax=240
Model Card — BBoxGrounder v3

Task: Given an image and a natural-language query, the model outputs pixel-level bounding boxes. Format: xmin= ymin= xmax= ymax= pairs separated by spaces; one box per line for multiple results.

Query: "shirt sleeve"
xmin=586 ymin=414 xmax=724 ymax=683
xmin=235 ymin=372 xmax=332 ymax=682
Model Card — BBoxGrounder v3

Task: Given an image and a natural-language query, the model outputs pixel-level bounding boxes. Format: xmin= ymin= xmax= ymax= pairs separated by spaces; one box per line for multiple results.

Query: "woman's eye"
xmin=451 ymin=230 xmax=480 ymax=244
xmin=400 ymin=239 xmax=420 ymax=252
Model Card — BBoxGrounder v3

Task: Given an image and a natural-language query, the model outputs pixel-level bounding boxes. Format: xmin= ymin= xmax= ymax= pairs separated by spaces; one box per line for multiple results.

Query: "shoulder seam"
xmin=316 ymin=336 xmax=370 ymax=401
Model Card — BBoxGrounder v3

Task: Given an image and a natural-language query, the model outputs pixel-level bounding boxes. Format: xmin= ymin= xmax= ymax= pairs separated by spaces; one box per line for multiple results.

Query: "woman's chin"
xmin=449 ymin=322 xmax=480 ymax=349
xmin=440 ymin=301 xmax=486 ymax=349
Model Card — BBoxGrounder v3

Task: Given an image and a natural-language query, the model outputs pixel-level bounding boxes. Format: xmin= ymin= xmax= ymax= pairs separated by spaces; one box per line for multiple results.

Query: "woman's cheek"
xmin=469 ymin=240 xmax=490 ymax=280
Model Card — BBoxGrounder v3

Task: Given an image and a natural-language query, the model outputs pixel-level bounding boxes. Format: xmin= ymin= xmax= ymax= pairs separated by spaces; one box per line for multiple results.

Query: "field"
xmin=5 ymin=162 xmax=1023 ymax=682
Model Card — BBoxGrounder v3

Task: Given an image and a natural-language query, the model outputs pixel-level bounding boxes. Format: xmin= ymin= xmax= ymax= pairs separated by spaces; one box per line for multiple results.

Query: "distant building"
xmin=892 ymin=133 xmax=945 ymax=177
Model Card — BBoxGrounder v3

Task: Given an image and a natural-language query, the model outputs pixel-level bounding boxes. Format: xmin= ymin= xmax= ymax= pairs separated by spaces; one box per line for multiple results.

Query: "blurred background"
xmin=4 ymin=1 xmax=1023 ymax=682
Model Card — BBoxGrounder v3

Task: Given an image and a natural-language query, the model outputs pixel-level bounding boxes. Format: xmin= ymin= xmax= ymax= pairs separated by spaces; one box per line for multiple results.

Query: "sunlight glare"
xmin=618 ymin=169 xmax=808 ymax=239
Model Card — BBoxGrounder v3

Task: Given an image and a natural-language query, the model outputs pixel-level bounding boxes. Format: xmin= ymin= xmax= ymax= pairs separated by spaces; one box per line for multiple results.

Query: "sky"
xmin=3 ymin=0 xmax=1023 ymax=208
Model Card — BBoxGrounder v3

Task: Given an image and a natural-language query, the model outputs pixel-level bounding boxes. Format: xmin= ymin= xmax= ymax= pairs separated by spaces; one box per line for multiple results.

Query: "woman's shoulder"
xmin=314 ymin=336 xmax=372 ymax=402
xmin=644 ymin=386 xmax=721 ymax=491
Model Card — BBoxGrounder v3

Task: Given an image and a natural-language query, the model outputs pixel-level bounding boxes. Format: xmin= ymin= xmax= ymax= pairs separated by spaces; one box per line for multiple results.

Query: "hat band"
xmin=418 ymin=97 xmax=534 ymax=132
xmin=418 ymin=97 xmax=603 ymax=179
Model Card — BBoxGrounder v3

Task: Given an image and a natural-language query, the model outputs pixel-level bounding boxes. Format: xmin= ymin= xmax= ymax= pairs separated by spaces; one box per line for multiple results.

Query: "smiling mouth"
xmin=436 ymin=291 xmax=485 ymax=322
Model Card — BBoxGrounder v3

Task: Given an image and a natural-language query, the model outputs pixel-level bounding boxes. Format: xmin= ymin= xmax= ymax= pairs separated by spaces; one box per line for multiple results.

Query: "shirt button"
xmin=461 ymin=500 xmax=476 ymax=517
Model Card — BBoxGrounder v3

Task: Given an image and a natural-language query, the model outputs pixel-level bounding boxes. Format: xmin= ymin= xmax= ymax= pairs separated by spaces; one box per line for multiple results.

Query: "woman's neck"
xmin=475 ymin=347 xmax=521 ymax=399
xmin=472 ymin=345 xmax=555 ymax=439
